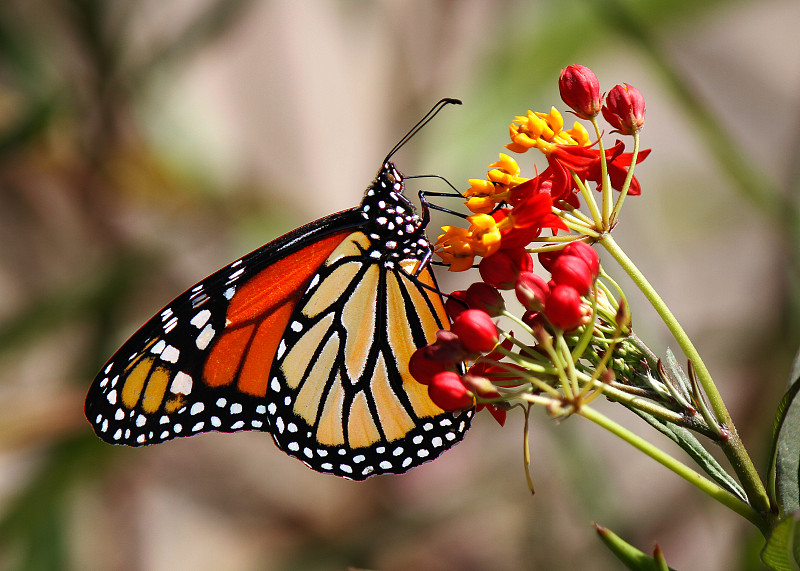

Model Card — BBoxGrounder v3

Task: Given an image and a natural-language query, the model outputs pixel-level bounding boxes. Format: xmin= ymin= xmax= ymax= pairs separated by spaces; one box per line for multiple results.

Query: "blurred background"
xmin=0 ymin=0 xmax=798 ymax=569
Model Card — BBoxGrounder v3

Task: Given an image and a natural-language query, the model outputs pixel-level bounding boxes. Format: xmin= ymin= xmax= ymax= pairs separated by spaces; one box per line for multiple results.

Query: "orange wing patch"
xmin=202 ymin=230 xmax=351 ymax=397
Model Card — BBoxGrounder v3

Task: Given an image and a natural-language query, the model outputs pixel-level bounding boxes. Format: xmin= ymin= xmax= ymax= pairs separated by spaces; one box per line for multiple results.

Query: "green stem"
xmin=573 ymin=171 xmax=603 ymax=227
xmin=609 ymin=131 xmax=640 ymax=224
xmin=599 ymin=234 xmax=772 ymax=514
xmin=579 ymin=405 xmax=767 ymax=532
xmin=590 ymin=117 xmax=612 ymax=227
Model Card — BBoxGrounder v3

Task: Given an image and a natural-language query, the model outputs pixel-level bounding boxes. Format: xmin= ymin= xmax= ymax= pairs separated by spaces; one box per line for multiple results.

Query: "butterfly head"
xmin=359 ymin=161 xmax=429 ymax=267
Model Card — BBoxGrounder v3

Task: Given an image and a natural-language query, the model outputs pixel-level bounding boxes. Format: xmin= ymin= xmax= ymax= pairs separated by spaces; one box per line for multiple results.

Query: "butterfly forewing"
xmin=85 ymin=212 xmax=361 ymax=446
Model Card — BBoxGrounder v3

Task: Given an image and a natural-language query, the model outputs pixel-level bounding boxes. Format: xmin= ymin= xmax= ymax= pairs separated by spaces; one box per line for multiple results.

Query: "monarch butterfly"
xmin=85 ymin=99 xmax=473 ymax=480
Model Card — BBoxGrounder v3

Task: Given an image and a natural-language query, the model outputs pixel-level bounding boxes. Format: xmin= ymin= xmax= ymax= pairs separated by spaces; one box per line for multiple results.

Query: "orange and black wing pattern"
xmin=266 ymin=230 xmax=472 ymax=479
xmin=85 ymin=161 xmax=473 ymax=478
xmin=85 ymin=209 xmax=361 ymax=446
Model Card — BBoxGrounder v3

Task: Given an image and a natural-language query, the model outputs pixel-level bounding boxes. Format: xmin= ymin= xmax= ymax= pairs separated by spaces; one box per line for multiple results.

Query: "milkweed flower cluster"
xmin=414 ymin=64 xmax=653 ymax=421
xmin=412 ymin=65 xmax=794 ymax=570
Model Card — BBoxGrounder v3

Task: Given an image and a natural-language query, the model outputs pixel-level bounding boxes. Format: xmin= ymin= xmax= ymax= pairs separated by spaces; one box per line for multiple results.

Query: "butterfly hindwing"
xmin=266 ymin=230 xmax=473 ymax=480
xmin=85 ymin=210 xmax=362 ymax=446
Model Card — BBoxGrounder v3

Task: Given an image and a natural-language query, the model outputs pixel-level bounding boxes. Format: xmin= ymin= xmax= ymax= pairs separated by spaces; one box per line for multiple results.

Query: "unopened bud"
xmin=559 ymin=64 xmax=602 ymax=119
xmin=602 ymin=83 xmax=645 ymax=135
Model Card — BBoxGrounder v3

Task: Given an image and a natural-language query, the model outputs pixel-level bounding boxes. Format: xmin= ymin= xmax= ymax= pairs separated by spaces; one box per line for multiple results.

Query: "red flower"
xmin=481 ymin=335 xmax=515 ymax=362
xmin=541 ymin=144 xmax=601 ymax=206
xmin=586 ymin=141 xmax=651 ymax=196
xmin=512 ymin=141 xmax=649 ymax=207
xmin=477 ymin=404 xmax=507 ymax=426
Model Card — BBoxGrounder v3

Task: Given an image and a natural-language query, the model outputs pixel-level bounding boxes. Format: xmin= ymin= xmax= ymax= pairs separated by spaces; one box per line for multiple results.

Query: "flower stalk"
xmin=577 ymin=405 xmax=767 ymax=532
xmin=598 ymin=233 xmax=772 ymax=514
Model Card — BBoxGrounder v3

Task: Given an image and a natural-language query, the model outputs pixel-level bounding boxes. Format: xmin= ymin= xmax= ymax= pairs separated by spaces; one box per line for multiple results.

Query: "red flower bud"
xmin=483 ymin=334 xmax=514 ymax=362
xmin=426 ymin=330 xmax=469 ymax=363
xmin=470 ymin=360 xmax=525 ymax=387
xmin=522 ymin=310 xmax=545 ymax=329
xmin=461 ymin=374 xmax=501 ymax=399
xmin=559 ymin=64 xmax=602 ymax=119
xmin=409 ymin=347 xmax=451 ymax=385
xmin=537 ymin=250 xmax=560 ymax=272
xmin=545 ymin=285 xmax=586 ymax=331
xmin=428 ymin=371 xmax=474 ymax=411
xmin=550 ymin=255 xmax=594 ymax=296
xmin=445 ymin=290 xmax=468 ymax=321
xmin=562 ymin=241 xmax=600 ymax=279
xmin=451 ymin=309 xmax=499 ymax=353
xmin=465 ymin=282 xmax=505 ymax=316
xmin=479 ymin=248 xmax=534 ymax=289
xmin=602 ymin=83 xmax=645 ymax=135
xmin=515 ymin=271 xmax=550 ymax=311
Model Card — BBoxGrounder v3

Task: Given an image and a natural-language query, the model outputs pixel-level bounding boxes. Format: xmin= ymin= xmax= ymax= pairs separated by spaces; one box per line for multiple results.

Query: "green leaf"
xmin=768 ymin=347 xmax=800 ymax=514
xmin=594 ymin=524 xmax=676 ymax=571
xmin=631 ymin=408 xmax=747 ymax=502
xmin=663 ymin=348 xmax=693 ymax=402
xmin=761 ymin=512 xmax=800 ymax=571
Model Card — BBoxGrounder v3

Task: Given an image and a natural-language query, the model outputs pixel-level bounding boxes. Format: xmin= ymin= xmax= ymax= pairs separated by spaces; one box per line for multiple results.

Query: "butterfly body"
xmin=86 ymin=160 xmax=473 ymax=479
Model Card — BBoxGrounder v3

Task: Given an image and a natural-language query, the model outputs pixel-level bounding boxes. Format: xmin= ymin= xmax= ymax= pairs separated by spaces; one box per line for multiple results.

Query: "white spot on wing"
xmin=196 ymin=324 xmax=215 ymax=350
xmin=164 ymin=316 xmax=178 ymax=333
xmin=191 ymin=309 xmax=211 ymax=328
xmin=161 ymin=345 xmax=180 ymax=363
xmin=170 ymin=371 xmax=193 ymax=395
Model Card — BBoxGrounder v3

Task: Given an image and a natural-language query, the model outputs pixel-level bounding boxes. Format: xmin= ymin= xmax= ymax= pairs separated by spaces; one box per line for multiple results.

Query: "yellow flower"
xmin=506 ymin=107 xmax=590 ymax=155
xmin=487 ymin=153 xmax=527 ymax=186
xmin=436 ymin=226 xmax=475 ymax=272
xmin=465 ymin=195 xmax=496 ymax=214
xmin=464 ymin=154 xmax=529 ymax=214
xmin=467 ymin=213 xmax=502 ymax=257
xmin=435 ymin=214 xmax=502 ymax=271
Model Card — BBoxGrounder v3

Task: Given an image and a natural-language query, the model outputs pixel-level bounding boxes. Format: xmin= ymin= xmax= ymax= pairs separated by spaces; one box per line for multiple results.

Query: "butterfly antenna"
xmin=384 ymin=98 xmax=462 ymax=163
